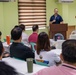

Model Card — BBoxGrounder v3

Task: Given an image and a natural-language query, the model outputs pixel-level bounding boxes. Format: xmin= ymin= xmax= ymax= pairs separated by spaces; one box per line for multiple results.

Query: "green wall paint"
xmin=0 ymin=0 xmax=76 ymax=40
xmin=46 ymin=0 xmax=57 ymax=26
xmin=57 ymin=0 xmax=76 ymax=25
xmin=3 ymin=1 xmax=18 ymax=36
xmin=62 ymin=4 xmax=69 ymax=23
xmin=46 ymin=0 xmax=76 ymax=26
xmin=68 ymin=1 xmax=76 ymax=25
xmin=0 ymin=1 xmax=18 ymax=41
xmin=0 ymin=3 xmax=4 ymax=40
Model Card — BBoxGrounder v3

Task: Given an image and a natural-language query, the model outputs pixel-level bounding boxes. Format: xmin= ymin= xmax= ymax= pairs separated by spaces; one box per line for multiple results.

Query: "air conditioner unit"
xmin=0 ymin=0 xmax=15 ymax=2
xmin=58 ymin=0 xmax=74 ymax=3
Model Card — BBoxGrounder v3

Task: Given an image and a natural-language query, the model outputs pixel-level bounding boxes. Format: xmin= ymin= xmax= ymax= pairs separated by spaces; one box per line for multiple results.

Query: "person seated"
xmin=34 ymin=39 xmax=76 ymax=75
xmin=0 ymin=31 xmax=2 ymax=40
xmin=0 ymin=31 xmax=10 ymax=57
xmin=19 ymin=24 xmax=30 ymax=47
xmin=69 ymin=30 xmax=76 ymax=39
xmin=35 ymin=32 xmax=61 ymax=66
xmin=10 ymin=27 xmax=35 ymax=61
xmin=0 ymin=41 xmax=18 ymax=75
xmin=14 ymin=25 xmax=19 ymax=28
xmin=71 ymin=30 xmax=76 ymax=35
xmin=28 ymin=25 xmax=39 ymax=43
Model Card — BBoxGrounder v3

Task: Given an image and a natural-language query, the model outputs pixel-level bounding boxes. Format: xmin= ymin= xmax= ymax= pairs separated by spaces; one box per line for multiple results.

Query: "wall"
xmin=47 ymin=0 xmax=76 ymax=38
xmin=57 ymin=0 xmax=76 ymax=25
xmin=46 ymin=0 xmax=57 ymax=26
xmin=0 ymin=1 xmax=18 ymax=41
xmin=26 ymin=0 xmax=58 ymax=35
xmin=68 ymin=1 xmax=76 ymax=25
xmin=46 ymin=0 xmax=76 ymax=26
xmin=0 ymin=3 xmax=4 ymax=39
xmin=3 ymin=1 xmax=18 ymax=36
xmin=0 ymin=0 xmax=76 ymax=40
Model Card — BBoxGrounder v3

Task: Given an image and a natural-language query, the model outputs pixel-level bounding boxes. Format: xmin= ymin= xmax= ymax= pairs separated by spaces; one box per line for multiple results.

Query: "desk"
xmin=2 ymin=57 xmax=47 ymax=75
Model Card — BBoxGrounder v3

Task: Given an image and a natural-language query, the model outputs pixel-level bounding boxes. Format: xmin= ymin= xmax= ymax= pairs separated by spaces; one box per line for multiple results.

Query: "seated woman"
xmin=35 ymin=32 xmax=61 ymax=66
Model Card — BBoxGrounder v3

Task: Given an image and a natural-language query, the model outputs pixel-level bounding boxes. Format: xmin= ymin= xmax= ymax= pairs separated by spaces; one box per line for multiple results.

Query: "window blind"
xmin=18 ymin=0 xmax=46 ymax=29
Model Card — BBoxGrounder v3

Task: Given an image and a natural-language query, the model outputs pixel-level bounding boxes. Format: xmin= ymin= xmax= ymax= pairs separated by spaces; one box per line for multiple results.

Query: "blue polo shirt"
xmin=50 ymin=14 xmax=63 ymax=24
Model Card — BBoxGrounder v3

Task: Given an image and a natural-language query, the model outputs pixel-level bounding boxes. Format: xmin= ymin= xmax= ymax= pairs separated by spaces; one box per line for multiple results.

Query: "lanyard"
xmin=62 ymin=64 xmax=76 ymax=70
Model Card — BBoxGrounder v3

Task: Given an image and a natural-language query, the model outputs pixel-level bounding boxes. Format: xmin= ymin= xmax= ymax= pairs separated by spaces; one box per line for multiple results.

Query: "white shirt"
xmin=69 ymin=30 xmax=76 ymax=39
xmin=50 ymin=39 xmax=56 ymax=46
xmin=22 ymin=32 xmax=30 ymax=47
xmin=35 ymin=49 xmax=61 ymax=66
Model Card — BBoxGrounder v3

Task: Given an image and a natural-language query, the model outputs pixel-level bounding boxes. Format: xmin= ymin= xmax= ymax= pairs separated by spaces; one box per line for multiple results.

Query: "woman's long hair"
xmin=37 ymin=32 xmax=51 ymax=55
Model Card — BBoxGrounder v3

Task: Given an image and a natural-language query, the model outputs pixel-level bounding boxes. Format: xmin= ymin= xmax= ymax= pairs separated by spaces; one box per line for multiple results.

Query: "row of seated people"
xmin=0 ymin=24 xmax=60 ymax=66
xmin=11 ymin=25 xmax=60 ymax=66
xmin=19 ymin=24 xmax=38 ymax=46
xmin=0 ymin=36 xmax=76 ymax=75
xmin=0 ymin=26 xmax=76 ymax=75
xmin=34 ymin=40 xmax=76 ymax=75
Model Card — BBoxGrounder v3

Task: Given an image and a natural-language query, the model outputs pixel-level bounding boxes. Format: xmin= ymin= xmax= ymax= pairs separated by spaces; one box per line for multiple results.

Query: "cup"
xmin=26 ymin=58 xmax=33 ymax=73
xmin=6 ymin=35 xmax=10 ymax=45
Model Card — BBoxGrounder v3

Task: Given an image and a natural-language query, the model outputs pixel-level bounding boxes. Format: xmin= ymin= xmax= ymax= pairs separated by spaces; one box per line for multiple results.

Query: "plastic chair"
xmin=30 ymin=42 xmax=36 ymax=52
xmin=4 ymin=38 xmax=6 ymax=42
xmin=53 ymin=33 xmax=64 ymax=41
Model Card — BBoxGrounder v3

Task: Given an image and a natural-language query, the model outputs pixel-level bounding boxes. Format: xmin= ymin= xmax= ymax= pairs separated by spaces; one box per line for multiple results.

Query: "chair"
xmin=4 ymin=38 xmax=6 ymax=42
xmin=69 ymin=30 xmax=76 ymax=39
xmin=30 ymin=42 xmax=36 ymax=52
xmin=53 ymin=33 xmax=64 ymax=41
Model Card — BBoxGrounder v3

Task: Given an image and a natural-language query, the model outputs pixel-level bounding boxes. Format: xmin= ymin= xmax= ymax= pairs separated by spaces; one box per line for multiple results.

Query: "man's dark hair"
xmin=0 ymin=31 xmax=2 ymax=36
xmin=32 ymin=25 xmax=38 ymax=32
xmin=0 ymin=41 xmax=3 ymax=56
xmin=11 ymin=27 xmax=22 ymax=40
xmin=14 ymin=25 xmax=19 ymax=28
xmin=19 ymin=24 xmax=25 ymax=31
xmin=0 ymin=62 xmax=18 ymax=75
xmin=62 ymin=39 xmax=76 ymax=63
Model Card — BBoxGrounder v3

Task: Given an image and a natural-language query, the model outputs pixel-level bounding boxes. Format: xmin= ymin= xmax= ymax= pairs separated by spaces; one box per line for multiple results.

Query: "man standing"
xmin=50 ymin=8 xmax=63 ymax=24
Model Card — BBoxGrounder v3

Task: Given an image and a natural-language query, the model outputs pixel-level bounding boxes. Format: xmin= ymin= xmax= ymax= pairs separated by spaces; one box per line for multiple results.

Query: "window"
xmin=18 ymin=0 xmax=46 ymax=29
